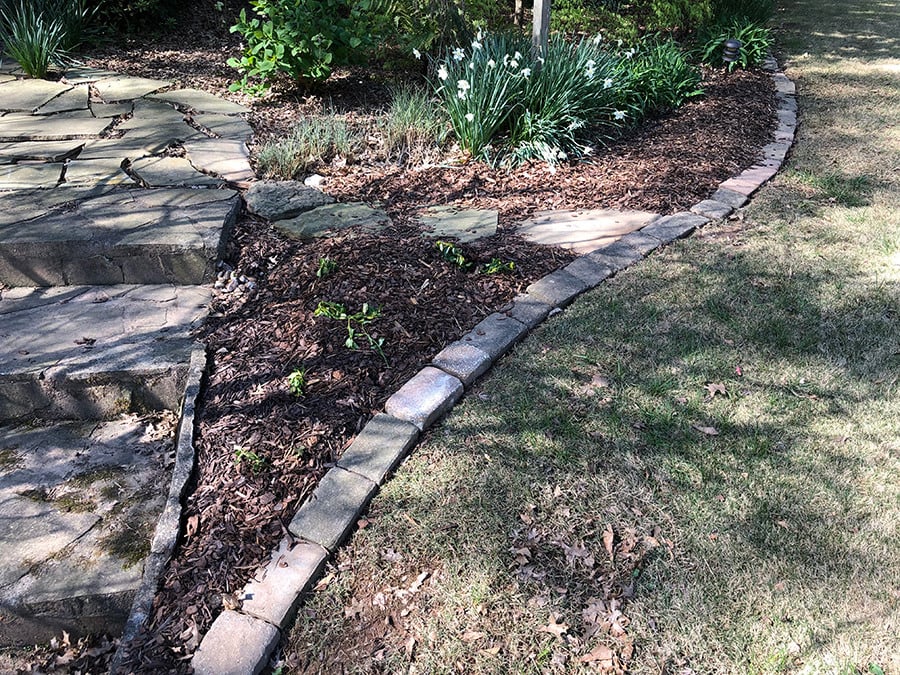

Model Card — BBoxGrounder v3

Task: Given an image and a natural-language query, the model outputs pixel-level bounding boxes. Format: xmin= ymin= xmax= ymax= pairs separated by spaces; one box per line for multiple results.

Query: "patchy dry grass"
xmin=282 ymin=0 xmax=900 ymax=673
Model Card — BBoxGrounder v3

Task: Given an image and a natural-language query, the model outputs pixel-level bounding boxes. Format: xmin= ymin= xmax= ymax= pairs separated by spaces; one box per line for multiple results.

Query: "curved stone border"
xmin=190 ymin=61 xmax=798 ymax=675
xmin=109 ymin=344 xmax=207 ymax=674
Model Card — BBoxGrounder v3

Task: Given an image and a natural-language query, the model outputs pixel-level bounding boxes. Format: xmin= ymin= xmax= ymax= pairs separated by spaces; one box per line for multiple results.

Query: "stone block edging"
xmin=189 ymin=61 xmax=798 ymax=673
xmin=109 ymin=344 xmax=207 ymax=674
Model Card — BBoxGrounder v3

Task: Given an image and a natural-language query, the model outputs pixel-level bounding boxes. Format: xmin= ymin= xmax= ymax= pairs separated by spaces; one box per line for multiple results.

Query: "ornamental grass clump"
xmin=432 ymin=32 xmax=632 ymax=164
xmin=620 ymin=36 xmax=703 ymax=118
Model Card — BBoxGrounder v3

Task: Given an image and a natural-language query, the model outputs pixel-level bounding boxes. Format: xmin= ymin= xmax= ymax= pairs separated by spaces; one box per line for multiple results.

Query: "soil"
xmin=69 ymin=3 xmax=778 ymax=672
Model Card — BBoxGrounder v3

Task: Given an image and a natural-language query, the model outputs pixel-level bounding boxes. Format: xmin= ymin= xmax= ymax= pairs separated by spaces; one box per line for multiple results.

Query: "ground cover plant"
xmin=279 ymin=0 xmax=900 ymax=671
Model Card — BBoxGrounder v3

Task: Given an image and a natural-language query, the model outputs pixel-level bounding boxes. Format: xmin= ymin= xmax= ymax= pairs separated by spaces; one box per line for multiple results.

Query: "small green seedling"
xmin=483 ymin=258 xmax=516 ymax=274
xmin=234 ymin=445 xmax=265 ymax=473
xmin=287 ymin=368 xmax=307 ymax=396
xmin=316 ymin=257 xmax=338 ymax=278
xmin=314 ymin=301 xmax=387 ymax=362
xmin=435 ymin=240 xmax=474 ymax=270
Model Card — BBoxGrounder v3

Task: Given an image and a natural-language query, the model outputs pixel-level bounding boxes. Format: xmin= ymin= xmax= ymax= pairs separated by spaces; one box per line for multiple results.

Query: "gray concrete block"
xmin=337 ymin=413 xmax=420 ymax=484
xmin=690 ymin=200 xmax=733 ymax=220
xmin=641 ymin=212 xmax=708 ymax=243
xmin=564 ymin=255 xmax=615 ymax=287
xmin=288 ymin=467 xmax=377 ymax=551
xmin=459 ymin=312 xmax=527 ymax=360
xmin=773 ymin=73 xmax=796 ymax=95
xmin=384 ymin=366 xmax=464 ymax=431
xmin=720 ymin=162 xmax=780 ymax=197
xmin=503 ymin=294 xmax=551 ymax=329
xmin=711 ymin=187 xmax=749 ymax=209
xmin=191 ymin=610 xmax=280 ymax=675
xmin=618 ymin=230 xmax=662 ymax=255
xmin=525 ymin=269 xmax=589 ymax=307
xmin=431 ymin=342 xmax=492 ymax=387
xmin=584 ymin=238 xmax=643 ymax=272
xmin=240 ymin=539 xmax=328 ymax=629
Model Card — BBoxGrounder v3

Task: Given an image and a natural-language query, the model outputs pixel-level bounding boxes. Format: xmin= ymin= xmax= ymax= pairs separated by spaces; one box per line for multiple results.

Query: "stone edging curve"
xmin=183 ymin=58 xmax=798 ymax=675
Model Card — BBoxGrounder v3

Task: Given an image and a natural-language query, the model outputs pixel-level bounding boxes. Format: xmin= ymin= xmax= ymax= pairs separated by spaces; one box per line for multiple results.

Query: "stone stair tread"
xmin=0 ymin=414 xmax=174 ymax=645
xmin=0 ymin=285 xmax=210 ymax=420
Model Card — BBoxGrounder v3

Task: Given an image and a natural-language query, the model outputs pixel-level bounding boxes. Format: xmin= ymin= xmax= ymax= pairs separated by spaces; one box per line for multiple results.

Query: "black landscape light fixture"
xmin=723 ymin=38 xmax=743 ymax=64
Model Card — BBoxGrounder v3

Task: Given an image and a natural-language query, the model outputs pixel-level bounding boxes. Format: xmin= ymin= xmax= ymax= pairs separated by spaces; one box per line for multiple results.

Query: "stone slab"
xmin=62 ymin=159 xmax=135 ymax=186
xmin=563 ymin=255 xmax=615 ymax=287
xmin=288 ymin=467 xmax=377 ymax=552
xmin=193 ymin=113 xmax=254 ymax=140
xmin=711 ymin=187 xmax=749 ymax=209
xmin=431 ymin=342 xmax=492 ymax=387
xmin=119 ymin=100 xmax=188 ymax=131
xmin=524 ymin=269 xmax=589 ymax=307
xmin=93 ymin=76 xmax=170 ymax=102
xmin=690 ymin=199 xmax=733 ymax=220
xmin=0 ymin=112 xmax=110 ymax=142
xmin=505 ymin=295 xmax=552 ymax=328
xmin=459 ymin=312 xmax=527 ymax=360
xmin=773 ymin=73 xmax=796 ymax=95
xmin=641 ymin=212 xmax=708 ymax=243
xmin=119 ymin=125 xmax=205 ymax=155
xmin=240 ymin=539 xmax=329 ymax=629
xmin=719 ymin=162 xmax=781 ymax=196
xmin=0 ymin=163 xmax=62 ymax=189
xmin=147 ymin=89 xmax=250 ymax=115
xmin=61 ymin=67 xmax=118 ymax=84
xmin=183 ymin=139 xmax=254 ymax=182
xmin=244 ymin=180 xmax=334 ymax=221
xmin=0 ymin=141 xmax=84 ymax=162
xmin=518 ymin=208 xmax=659 ymax=254
xmin=35 ymin=87 xmax=89 ymax=115
xmin=0 ymin=79 xmax=72 ymax=112
xmin=337 ymin=413 xmax=420 ymax=484
xmin=0 ymin=188 xmax=238 ymax=286
xmin=90 ymin=101 xmax=134 ymax=118
xmin=130 ymin=156 xmax=221 ymax=187
xmin=274 ymin=203 xmax=389 ymax=241
xmin=419 ymin=205 xmax=498 ymax=243
xmin=384 ymin=366 xmax=464 ymax=431
xmin=617 ymin=230 xmax=661 ymax=256
xmin=0 ymin=285 xmax=210 ymax=420
xmin=191 ymin=610 xmax=280 ymax=675
xmin=0 ymin=415 xmax=172 ymax=646
xmin=76 ymin=139 xmax=152 ymax=161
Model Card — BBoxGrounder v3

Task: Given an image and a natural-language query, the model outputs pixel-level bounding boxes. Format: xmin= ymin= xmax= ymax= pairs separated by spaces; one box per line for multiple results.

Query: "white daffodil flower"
xmin=453 ymin=47 xmax=465 ymax=61
xmin=487 ymin=58 xmax=496 ymax=68
xmin=614 ymin=110 xmax=626 ymax=120
xmin=438 ymin=64 xmax=449 ymax=80
xmin=604 ymin=77 xmax=614 ymax=89
xmin=521 ymin=67 xmax=531 ymax=78
xmin=465 ymin=113 xmax=475 ymax=122
xmin=413 ymin=48 xmax=421 ymax=59
xmin=472 ymin=40 xmax=482 ymax=50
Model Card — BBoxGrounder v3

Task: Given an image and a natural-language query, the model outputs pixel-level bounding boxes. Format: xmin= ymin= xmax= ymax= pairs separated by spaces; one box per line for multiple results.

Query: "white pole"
xmin=532 ymin=0 xmax=550 ymax=56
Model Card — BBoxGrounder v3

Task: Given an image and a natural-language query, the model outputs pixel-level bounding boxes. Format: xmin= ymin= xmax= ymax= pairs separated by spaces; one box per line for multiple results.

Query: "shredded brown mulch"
xmin=78 ymin=6 xmax=777 ymax=672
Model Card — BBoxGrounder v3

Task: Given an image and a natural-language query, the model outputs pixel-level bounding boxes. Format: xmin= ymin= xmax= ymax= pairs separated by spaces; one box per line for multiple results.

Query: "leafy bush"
xmin=698 ymin=17 xmax=773 ymax=70
xmin=621 ymin=36 xmax=703 ymax=118
xmin=0 ymin=0 xmax=95 ymax=77
xmin=380 ymin=85 xmax=447 ymax=163
xmin=228 ymin=0 xmax=373 ymax=93
xmin=92 ymin=0 xmax=182 ymax=33
xmin=256 ymin=114 xmax=363 ymax=178
xmin=368 ymin=0 xmax=470 ymax=59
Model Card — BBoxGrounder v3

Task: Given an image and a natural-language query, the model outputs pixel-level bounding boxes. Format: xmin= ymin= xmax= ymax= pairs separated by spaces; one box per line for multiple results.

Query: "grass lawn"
xmin=283 ymin=0 xmax=900 ymax=672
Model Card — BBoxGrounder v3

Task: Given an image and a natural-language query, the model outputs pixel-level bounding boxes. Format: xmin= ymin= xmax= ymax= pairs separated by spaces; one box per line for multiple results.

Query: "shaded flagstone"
xmin=130 ymin=157 xmax=221 ymax=187
xmin=183 ymin=139 xmax=254 ymax=182
xmin=0 ymin=112 xmax=111 ymax=142
xmin=273 ymin=203 xmax=389 ymax=241
xmin=60 ymin=66 xmax=118 ymax=84
xmin=0 ymin=79 xmax=72 ymax=113
xmin=93 ymin=76 xmax=170 ymax=102
xmin=0 ymin=163 xmax=62 ymax=189
xmin=62 ymin=159 xmax=134 ymax=187
xmin=418 ymin=205 xmax=498 ymax=243
xmin=90 ymin=101 xmax=134 ymax=118
xmin=0 ymin=141 xmax=83 ymax=163
xmin=147 ymin=88 xmax=249 ymax=115
xmin=518 ymin=208 xmax=660 ymax=254
xmin=35 ymin=87 xmax=89 ymax=115
xmin=192 ymin=113 xmax=253 ymax=140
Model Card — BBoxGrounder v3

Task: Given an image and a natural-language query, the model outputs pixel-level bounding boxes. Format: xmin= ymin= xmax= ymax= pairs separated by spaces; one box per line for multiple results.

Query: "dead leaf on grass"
xmin=692 ymin=424 xmax=720 ymax=436
xmin=461 ymin=630 xmax=486 ymax=643
xmin=705 ymin=382 xmax=727 ymax=398
xmin=602 ymin=525 xmax=615 ymax=561
xmin=579 ymin=643 xmax=615 ymax=665
xmin=538 ymin=614 xmax=569 ymax=640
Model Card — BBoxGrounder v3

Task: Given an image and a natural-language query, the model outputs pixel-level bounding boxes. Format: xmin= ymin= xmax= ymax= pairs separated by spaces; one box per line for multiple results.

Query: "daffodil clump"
xmin=428 ymin=31 xmax=702 ymax=165
xmin=430 ymin=32 xmax=629 ymax=164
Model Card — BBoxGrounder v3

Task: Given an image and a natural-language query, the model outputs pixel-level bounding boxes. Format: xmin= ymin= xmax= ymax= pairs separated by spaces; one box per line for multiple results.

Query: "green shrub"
xmin=228 ymin=0 xmax=373 ymax=93
xmin=698 ymin=17 xmax=773 ymax=70
xmin=256 ymin=114 xmax=363 ymax=178
xmin=621 ymin=35 xmax=703 ymax=118
xmin=380 ymin=85 xmax=447 ymax=163
xmin=368 ymin=0 xmax=470 ymax=59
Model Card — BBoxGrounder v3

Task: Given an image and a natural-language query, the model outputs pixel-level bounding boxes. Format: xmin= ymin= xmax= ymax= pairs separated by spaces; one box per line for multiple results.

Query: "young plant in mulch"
xmin=314 ymin=300 xmax=387 ymax=363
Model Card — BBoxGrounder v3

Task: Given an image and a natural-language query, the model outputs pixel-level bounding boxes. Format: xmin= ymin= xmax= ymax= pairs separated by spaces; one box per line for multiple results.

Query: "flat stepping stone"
xmin=244 ymin=180 xmax=333 ymax=221
xmin=274 ymin=203 xmax=389 ymax=241
xmin=418 ymin=205 xmax=498 ymax=242
xmin=35 ymin=86 xmax=89 ymax=115
xmin=0 ymin=415 xmax=173 ymax=645
xmin=77 ymin=138 xmax=154 ymax=161
xmin=193 ymin=113 xmax=253 ymax=140
xmin=130 ymin=156 xmax=221 ymax=187
xmin=0 ymin=141 xmax=84 ymax=163
xmin=60 ymin=66 xmax=118 ymax=84
xmin=519 ymin=208 xmax=660 ymax=254
xmin=0 ymin=111 xmax=111 ymax=142
xmin=62 ymin=158 xmax=135 ymax=186
xmin=147 ymin=88 xmax=249 ymax=115
xmin=0 ymin=188 xmax=239 ymax=286
xmin=89 ymin=101 xmax=134 ymax=118
xmin=0 ymin=284 xmax=210 ymax=420
xmin=0 ymin=163 xmax=62 ymax=189
xmin=183 ymin=139 xmax=254 ymax=182
xmin=93 ymin=76 xmax=170 ymax=102
xmin=0 ymin=79 xmax=72 ymax=113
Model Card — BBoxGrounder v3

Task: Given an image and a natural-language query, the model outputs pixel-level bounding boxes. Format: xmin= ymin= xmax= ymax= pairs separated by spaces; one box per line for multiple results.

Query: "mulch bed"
xmin=78 ymin=6 xmax=777 ymax=672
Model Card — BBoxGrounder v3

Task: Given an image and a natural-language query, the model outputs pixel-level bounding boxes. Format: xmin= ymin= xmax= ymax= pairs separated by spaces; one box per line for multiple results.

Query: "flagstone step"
xmin=0 ymin=285 xmax=210 ymax=421
xmin=0 ymin=187 xmax=239 ymax=286
xmin=0 ymin=414 xmax=174 ymax=646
